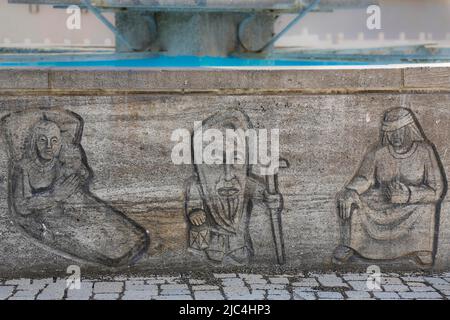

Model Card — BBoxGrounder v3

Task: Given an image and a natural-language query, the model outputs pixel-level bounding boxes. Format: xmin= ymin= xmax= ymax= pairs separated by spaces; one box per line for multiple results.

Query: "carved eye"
xmin=39 ymin=136 xmax=46 ymax=143
xmin=51 ymin=137 xmax=59 ymax=144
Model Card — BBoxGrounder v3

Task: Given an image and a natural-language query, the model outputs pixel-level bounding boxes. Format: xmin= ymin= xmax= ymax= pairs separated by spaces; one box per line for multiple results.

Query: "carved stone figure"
xmin=1 ymin=109 xmax=149 ymax=267
xmin=184 ymin=109 xmax=285 ymax=266
xmin=334 ymin=107 xmax=446 ymax=267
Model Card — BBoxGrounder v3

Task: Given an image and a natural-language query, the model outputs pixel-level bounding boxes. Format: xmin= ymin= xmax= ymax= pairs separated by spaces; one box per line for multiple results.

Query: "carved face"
xmin=197 ymin=145 xmax=248 ymax=230
xmin=33 ymin=121 xmax=62 ymax=161
xmin=387 ymin=126 xmax=410 ymax=148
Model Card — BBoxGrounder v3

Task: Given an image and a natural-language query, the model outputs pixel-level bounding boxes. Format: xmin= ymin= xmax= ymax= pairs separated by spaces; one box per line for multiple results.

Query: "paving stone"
xmin=238 ymin=274 xmax=263 ymax=279
xmin=93 ymin=282 xmax=124 ymax=294
xmin=160 ymin=284 xmax=188 ymax=290
xmin=213 ymin=273 xmax=236 ymax=279
xmin=267 ymin=289 xmax=290 ymax=300
xmin=398 ymin=292 xmax=443 ymax=300
xmin=293 ymin=290 xmax=316 ymax=300
xmin=194 ymin=290 xmax=224 ymax=300
xmin=342 ymin=273 xmax=369 ymax=281
xmin=93 ymin=293 xmax=120 ymax=300
xmin=424 ymin=277 xmax=449 ymax=286
xmin=347 ymin=281 xmax=374 ymax=292
xmin=317 ymin=276 xmax=349 ymax=289
xmin=401 ymin=276 xmax=425 ymax=282
xmin=244 ymin=278 xmax=267 ymax=284
xmin=373 ymin=292 xmax=401 ymax=300
xmin=292 ymin=287 xmax=317 ymax=292
xmin=121 ymin=291 xmax=156 ymax=300
xmin=189 ymin=279 xmax=206 ymax=285
xmin=381 ymin=277 xmax=403 ymax=285
xmin=156 ymin=277 xmax=182 ymax=284
xmin=269 ymin=277 xmax=289 ymax=284
xmin=66 ymin=290 xmax=92 ymax=300
xmin=223 ymin=287 xmax=250 ymax=295
xmin=9 ymin=290 xmax=39 ymax=299
xmin=406 ymin=281 xmax=427 ymax=287
xmin=382 ymin=284 xmax=410 ymax=292
xmin=291 ymin=278 xmax=319 ymax=287
xmin=4 ymin=279 xmax=30 ymax=286
xmin=16 ymin=282 xmax=46 ymax=291
xmin=160 ymin=289 xmax=191 ymax=295
xmin=250 ymin=284 xmax=286 ymax=290
xmin=36 ymin=284 xmax=66 ymax=300
xmin=316 ymin=292 xmax=344 ymax=300
xmin=9 ymin=296 xmax=36 ymax=300
xmin=192 ymin=285 xmax=219 ymax=291
xmin=153 ymin=295 xmax=192 ymax=300
xmin=146 ymin=279 xmax=167 ymax=285
xmin=126 ymin=283 xmax=158 ymax=292
xmin=251 ymin=289 xmax=266 ymax=296
xmin=226 ymin=293 xmax=265 ymax=300
xmin=345 ymin=291 xmax=371 ymax=299
xmin=267 ymin=294 xmax=291 ymax=300
xmin=0 ymin=286 xmax=14 ymax=300
xmin=439 ymin=290 xmax=450 ymax=296
xmin=430 ymin=284 xmax=450 ymax=291
xmin=221 ymin=278 xmax=246 ymax=286
xmin=410 ymin=285 xmax=436 ymax=292
xmin=32 ymin=278 xmax=55 ymax=286
xmin=125 ymin=280 xmax=145 ymax=286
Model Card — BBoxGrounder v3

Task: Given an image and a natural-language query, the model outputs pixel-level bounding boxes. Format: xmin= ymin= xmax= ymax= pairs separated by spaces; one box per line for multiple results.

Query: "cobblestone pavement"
xmin=2 ymin=272 xmax=450 ymax=300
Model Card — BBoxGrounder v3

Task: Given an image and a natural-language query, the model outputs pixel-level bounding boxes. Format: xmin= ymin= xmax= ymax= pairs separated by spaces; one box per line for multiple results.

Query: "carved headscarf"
xmin=381 ymin=107 xmax=425 ymax=146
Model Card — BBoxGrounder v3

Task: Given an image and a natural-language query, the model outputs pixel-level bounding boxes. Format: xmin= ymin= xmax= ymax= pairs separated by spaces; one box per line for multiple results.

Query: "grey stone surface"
xmin=316 ymin=292 xmax=344 ymax=300
xmin=317 ymin=275 xmax=349 ymax=288
xmin=347 ymin=281 xmax=373 ymax=291
xmin=93 ymin=293 xmax=120 ymax=300
xmin=1 ymin=272 xmax=449 ymax=300
xmin=0 ymin=286 xmax=14 ymax=300
xmin=0 ymin=66 xmax=450 ymax=276
xmin=93 ymin=282 xmax=124 ymax=294
xmin=382 ymin=284 xmax=410 ymax=292
xmin=345 ymin=291 xmax=371 ymax=299
xmin=194 ymin=290 xmax=224 ymax=300
xmin=293 ymin=290 xmax=316 ymax=300
xmin=398 ymin=291 xmax=442 ymax=300
xmin=292 ymin=279 xmax=320 ymax=287
xmin=373 ymin=292 xmax=401 ymax=300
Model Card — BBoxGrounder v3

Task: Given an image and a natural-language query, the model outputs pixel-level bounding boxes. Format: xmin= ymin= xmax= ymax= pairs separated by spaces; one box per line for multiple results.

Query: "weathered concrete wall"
xmin=0 ymin=66 xmax=449 ymax=278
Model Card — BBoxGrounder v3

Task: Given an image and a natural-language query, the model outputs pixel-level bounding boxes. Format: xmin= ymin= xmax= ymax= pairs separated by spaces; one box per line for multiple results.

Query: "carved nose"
xmin=224 ymin=163 xmax=233 ymax=181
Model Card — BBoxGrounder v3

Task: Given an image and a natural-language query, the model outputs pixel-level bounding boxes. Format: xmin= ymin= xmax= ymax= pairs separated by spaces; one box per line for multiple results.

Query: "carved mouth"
xmin=217 ymin=187 xmax=240 ymax=198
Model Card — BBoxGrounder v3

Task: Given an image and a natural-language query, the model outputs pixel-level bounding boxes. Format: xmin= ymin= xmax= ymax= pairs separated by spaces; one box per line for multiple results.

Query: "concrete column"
xmin=116 ymin=11 xmax=275 ymax=56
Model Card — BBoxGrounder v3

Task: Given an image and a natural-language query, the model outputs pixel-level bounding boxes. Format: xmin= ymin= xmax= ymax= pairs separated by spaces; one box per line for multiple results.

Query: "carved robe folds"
xmin=345 ymin=142 xmax=444 ymax=260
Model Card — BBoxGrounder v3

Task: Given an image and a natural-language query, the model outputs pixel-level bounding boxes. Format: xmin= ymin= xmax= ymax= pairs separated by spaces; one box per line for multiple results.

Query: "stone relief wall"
xmin=1 ymin=92 xmax=450 ymax=276
xmin=1 ymin=109 xmax=149 ymax=267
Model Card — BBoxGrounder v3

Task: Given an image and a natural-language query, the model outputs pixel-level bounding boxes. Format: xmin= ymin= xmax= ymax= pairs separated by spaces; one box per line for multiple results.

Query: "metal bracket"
xmin=256 ymin=0 xmax=321 ymax=53
xmin=81 ymin=0 xmax=135 ymax=51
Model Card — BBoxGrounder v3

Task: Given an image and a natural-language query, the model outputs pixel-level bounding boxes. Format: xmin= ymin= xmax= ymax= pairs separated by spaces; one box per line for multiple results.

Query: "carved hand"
xmin=264 ymin=191 xmax=283 ymax=212
xmin=53 ymin=174 xmax=80 ymax=202
xmin=337 ymin=189 xmax=360 ymax=220
xmin=189 ymin=209 xmax=207 ymax=226
xmin=386 ymin=179 xmax=410 ymax=204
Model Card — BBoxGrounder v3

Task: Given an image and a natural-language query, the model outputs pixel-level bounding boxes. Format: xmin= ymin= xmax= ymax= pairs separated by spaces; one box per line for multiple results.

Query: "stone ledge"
xmin=0 ymin=68 xmax=407 ymax=92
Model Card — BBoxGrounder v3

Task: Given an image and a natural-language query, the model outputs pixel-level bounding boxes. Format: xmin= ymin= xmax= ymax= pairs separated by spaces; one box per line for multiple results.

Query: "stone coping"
xmin=0 ymin=64 xmax=449 ymax=92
